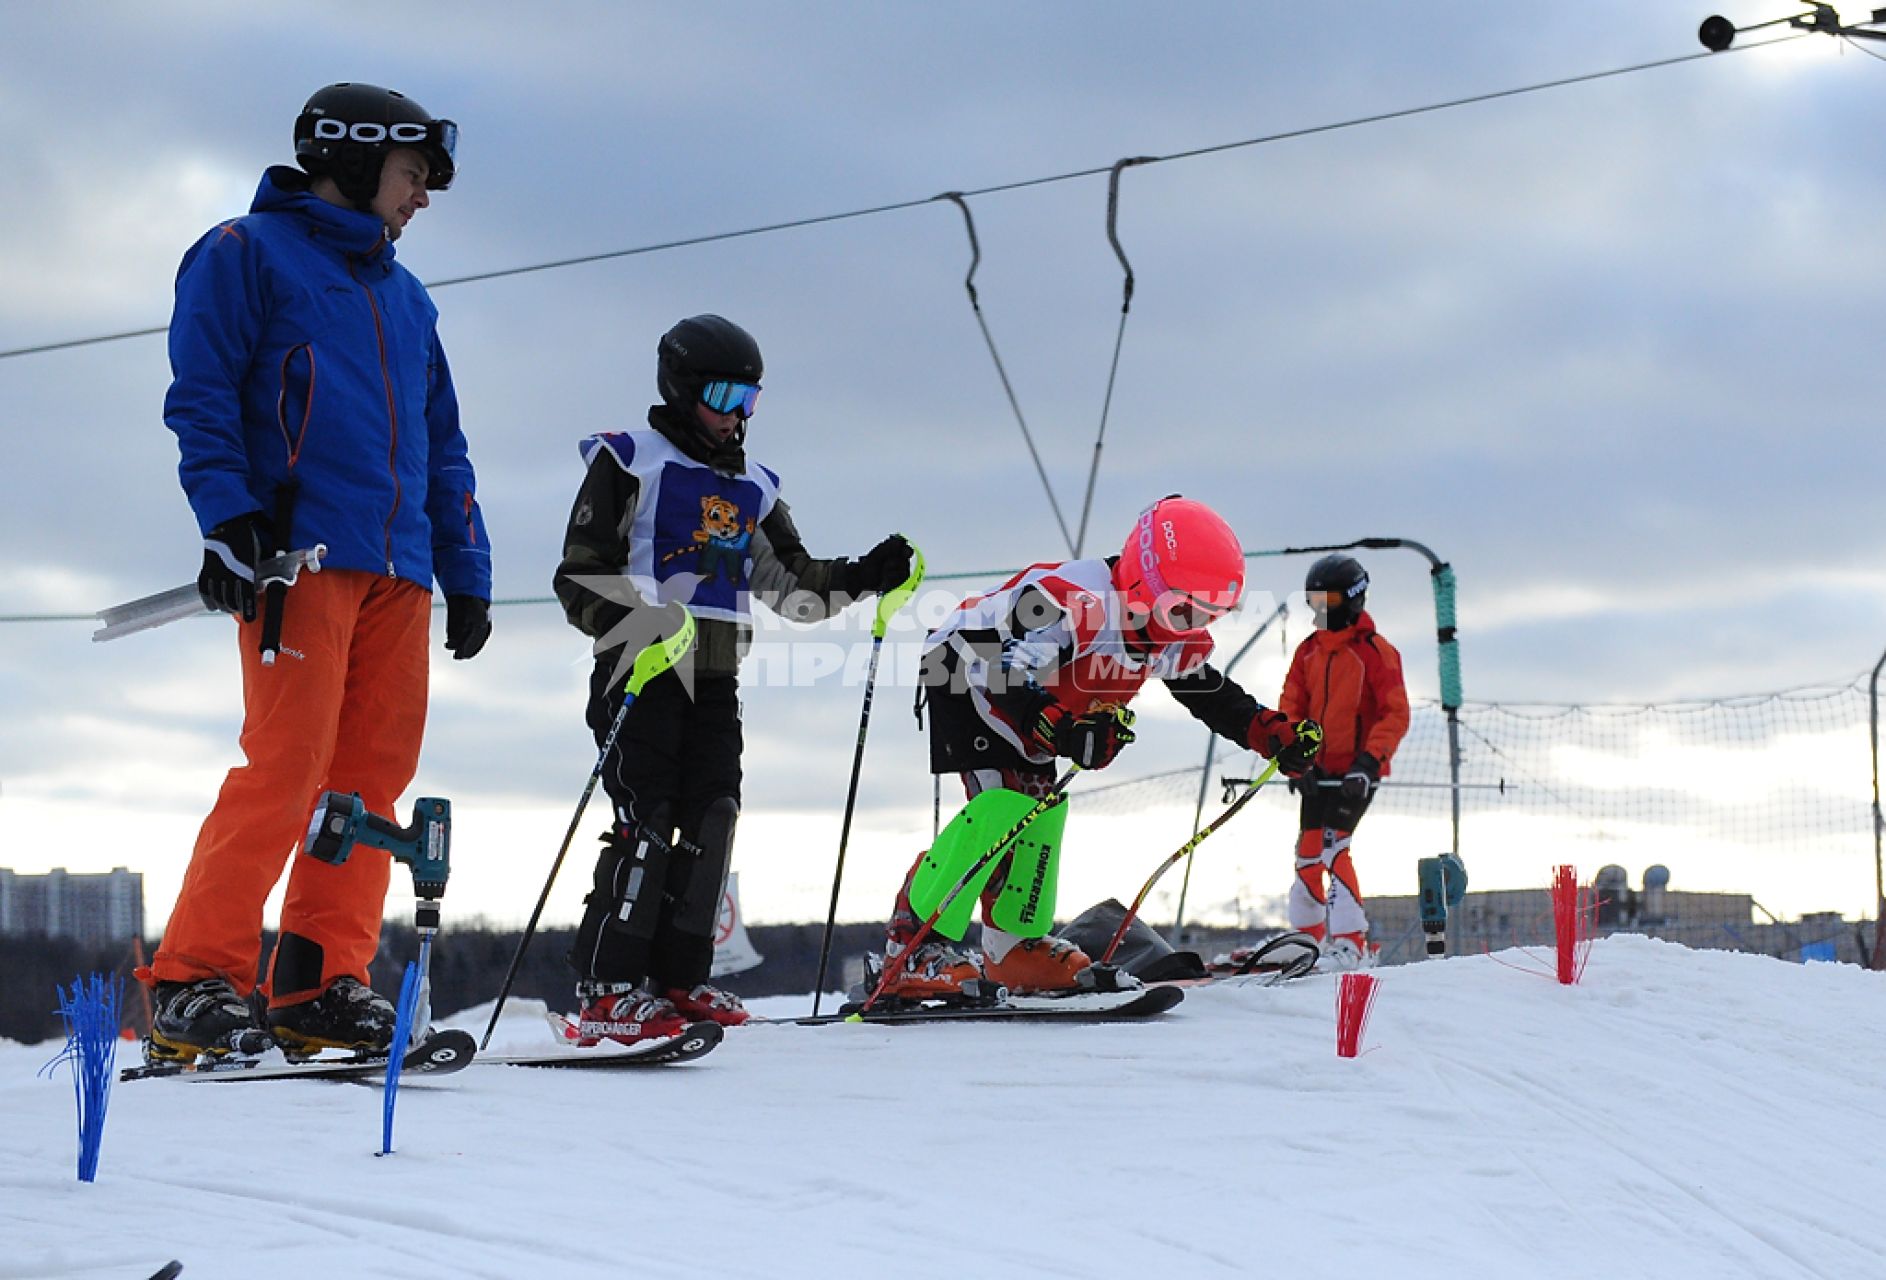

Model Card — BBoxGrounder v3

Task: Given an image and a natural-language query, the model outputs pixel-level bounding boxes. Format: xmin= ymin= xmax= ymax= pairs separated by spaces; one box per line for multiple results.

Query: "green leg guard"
xmin=910 ymin=789 xmax=1068 ymax=942
xmin=986 ymin=804 xmax=1065 ymax=939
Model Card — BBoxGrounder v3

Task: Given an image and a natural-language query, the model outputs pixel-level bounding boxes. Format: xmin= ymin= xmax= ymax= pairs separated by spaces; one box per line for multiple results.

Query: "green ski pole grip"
xmin=625 ymin=606 xmax=696 ymax=698
xmin=872 ymin=540 xmax=925 ymax=641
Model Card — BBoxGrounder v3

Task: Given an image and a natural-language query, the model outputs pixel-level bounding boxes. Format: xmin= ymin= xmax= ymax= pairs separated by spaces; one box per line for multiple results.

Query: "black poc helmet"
xmin=1305 ymin=553 xmax=1368 ymax=630
xmin=657 ymin=315 xmax=763 ymax=414
xmin=294 ymin=83 xmax=457 ymax=208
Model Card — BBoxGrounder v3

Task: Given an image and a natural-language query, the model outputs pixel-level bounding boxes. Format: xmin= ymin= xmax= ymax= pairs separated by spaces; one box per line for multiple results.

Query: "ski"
xmin=120 ymin=1028 xmax=477 ymax=1084
xmin=478 ymin=1018 xmax=724 ymax=1069
xmin=1189 ymin=931 xmax=1322 ymax=985
xmin=785 ymin=984 xmax=1184 ymax=1027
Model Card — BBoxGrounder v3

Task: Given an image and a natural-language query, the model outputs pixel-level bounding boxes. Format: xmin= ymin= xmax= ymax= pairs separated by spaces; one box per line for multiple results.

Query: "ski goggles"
xmin=1156 ymin=594 xmax=1226 ymax=634
xmin=700 ymin=379 xmax=761 ymax=418
xmin=1306 ymin=585 xmax=1366 ymax=627
xmin=426 ymin=119 xmax=459 ymax=189
xmin=1306 ymin=579 xmax=1368 ymax=612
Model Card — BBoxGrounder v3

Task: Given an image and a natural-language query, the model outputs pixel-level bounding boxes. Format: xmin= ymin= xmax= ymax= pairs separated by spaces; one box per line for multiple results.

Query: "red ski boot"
xmin=574 ymin=984 xmax=689 ymax=1047
xmin=666 ymin=982 xmax=750 ymax=1027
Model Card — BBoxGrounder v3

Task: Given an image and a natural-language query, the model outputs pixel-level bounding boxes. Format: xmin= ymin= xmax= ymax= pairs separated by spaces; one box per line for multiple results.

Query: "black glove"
xmin=1249 ymin=710 xmax=1323 ymax=777
xmin=846 ymin=535 xmax=913 ymax=596
xmin=445 ymin=594 xmax=492 ymax=660
xmin=1063 ymin=711 xmax=1136 ymax=769
xmin=1032 ymin=704 xmax=1136 ymax=770
xmin=1276 ymin=720 xmax=1324 ymax=776
xmin=197 ymin=512 xmax=275 ymax=622
xmin=1341 ymin=751 xmax=1380 ymax=800
xmin=1287 ymin=766 xmax=1327 ymax=797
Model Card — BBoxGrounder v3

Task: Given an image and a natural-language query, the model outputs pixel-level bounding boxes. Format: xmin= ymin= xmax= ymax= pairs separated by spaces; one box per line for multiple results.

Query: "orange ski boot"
xmin=880 ymin=938 xmax=984 ymax=1000
xmin=982 ymin=932 xmax=1096 ymax=995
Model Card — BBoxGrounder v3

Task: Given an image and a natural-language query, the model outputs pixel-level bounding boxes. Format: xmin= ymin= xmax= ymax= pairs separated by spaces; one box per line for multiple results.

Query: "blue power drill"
xmin=304 ymin=793 xmax=451 ymax=1032
xmin=1416 ymin=852 xmax=1467 ymax=958
xmin=305 ymin=792 xmax=450 ymax=911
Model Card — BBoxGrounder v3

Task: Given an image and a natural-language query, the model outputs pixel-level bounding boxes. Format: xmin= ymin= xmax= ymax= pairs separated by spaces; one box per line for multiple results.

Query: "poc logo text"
xmin=313 ymin=120 xmax=431 ymax=144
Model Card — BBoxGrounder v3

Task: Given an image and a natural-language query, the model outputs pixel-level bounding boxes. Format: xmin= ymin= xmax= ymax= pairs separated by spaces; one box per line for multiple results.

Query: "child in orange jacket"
xmin=1279 ymin=554 xmax=1410 ymax=968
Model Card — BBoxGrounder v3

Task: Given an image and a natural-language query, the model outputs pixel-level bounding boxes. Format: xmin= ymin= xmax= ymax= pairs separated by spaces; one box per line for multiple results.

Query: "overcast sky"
xmin=3 ymin=3 xmax=1884 ymax=941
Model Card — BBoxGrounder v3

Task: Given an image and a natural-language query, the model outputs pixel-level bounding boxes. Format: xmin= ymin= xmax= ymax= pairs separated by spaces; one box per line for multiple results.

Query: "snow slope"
xmin=3 ymin=936 xmax=1883 ymax=1279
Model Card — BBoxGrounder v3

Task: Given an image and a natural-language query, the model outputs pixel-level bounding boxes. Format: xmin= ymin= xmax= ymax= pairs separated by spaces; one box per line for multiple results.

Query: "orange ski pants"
xmin=150 ymin=569 xmax=431 ymax=1007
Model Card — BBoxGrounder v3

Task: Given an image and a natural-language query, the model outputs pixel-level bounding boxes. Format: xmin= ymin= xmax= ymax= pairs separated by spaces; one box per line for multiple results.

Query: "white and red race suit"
xmin=917 ymin=557 xmax=1274 ymax=775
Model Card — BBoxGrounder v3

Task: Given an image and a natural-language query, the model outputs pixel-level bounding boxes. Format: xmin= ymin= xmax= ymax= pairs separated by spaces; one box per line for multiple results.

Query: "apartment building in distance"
xmin=0 ymin=867 xmax=144 ymax=946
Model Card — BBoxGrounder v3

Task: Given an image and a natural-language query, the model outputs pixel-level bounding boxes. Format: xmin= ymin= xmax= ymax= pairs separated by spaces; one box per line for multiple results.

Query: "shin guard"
xmin=1288 ymin=827 xmax=1330 ymax=939
xmin=985 ymin=809 xmax=1064 ymax=940
xmin=570 ymin=809 xmax=674 ymax=983
xmin=652 ymin=796 xmax=739 ymax=987
xmin=911 ymin=789 xmax=1067 ymax=942
xmin=1325 ymin=829 xmax=1368 ymax=938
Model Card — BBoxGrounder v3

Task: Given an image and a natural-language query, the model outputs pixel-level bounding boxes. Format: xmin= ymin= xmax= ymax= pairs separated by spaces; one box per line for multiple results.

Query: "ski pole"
xmin=258 ymin=479 xmax=299 ymax=666
xmin=1099 ymin=758 xmax=1284 ymax=965
xmin=479 ymin=608 xmax=696 ymax=1051
xmin=812 ymin=543 xmax=925 ymax=1017
xmin=857 ymin=765 xmax=1081 ymax=1016
xmin=1218 ymin=774 xmax=1510 ymax=800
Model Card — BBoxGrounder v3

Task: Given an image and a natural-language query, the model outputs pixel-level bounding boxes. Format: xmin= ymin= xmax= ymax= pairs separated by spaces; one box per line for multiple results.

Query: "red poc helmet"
xmin=1112 ymin=496 xmax=1246 ymax=643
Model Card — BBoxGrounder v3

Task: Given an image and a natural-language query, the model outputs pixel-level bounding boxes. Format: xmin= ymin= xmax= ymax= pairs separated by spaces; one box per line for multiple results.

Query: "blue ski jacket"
xmin=163 ymin=166 xmax=491 ymax=599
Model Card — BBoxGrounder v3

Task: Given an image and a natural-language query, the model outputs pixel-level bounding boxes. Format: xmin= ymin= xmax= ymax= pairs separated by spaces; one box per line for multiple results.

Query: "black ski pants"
xmin=570 ymin=666 xmax=742 ymax=990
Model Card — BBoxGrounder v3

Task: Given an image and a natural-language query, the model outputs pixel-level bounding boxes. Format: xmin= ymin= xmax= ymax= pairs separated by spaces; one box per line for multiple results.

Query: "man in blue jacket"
xmin=140 ymin=83 xmax=492 ymax=1063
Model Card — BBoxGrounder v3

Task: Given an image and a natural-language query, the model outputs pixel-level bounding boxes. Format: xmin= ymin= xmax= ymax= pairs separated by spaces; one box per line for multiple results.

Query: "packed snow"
xmin=4 ymin=935 xmax=1883 ymax=1279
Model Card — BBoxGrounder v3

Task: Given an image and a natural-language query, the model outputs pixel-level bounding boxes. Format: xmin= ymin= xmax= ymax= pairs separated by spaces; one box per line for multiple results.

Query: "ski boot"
xmin=872 ymin=937 xmax=989 ymax=1002
xmin=983 ymin=932 xmax=1140 ymax=995
xmin=574 ymin=983 xmax=689 ymax=1047
xmin=147 ymin=977 xmax=272 ymax=1064
xmin=1316 ymin=931 xmax=1380 ymax=973
xmin=268 ymin=976 xmax=398 ymax=1057
xmin=666 ymin=982 xmax=750 ymax=1027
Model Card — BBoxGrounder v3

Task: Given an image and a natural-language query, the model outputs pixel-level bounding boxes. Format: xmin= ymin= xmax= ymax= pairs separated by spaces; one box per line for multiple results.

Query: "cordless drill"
xmin=304 ymin=792 xmax=451 ymax=1030
xmin=1416 ymin=852 xmax=1467 ymax=958
xmin=305 ymin=792 xmax=450 ymax=905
